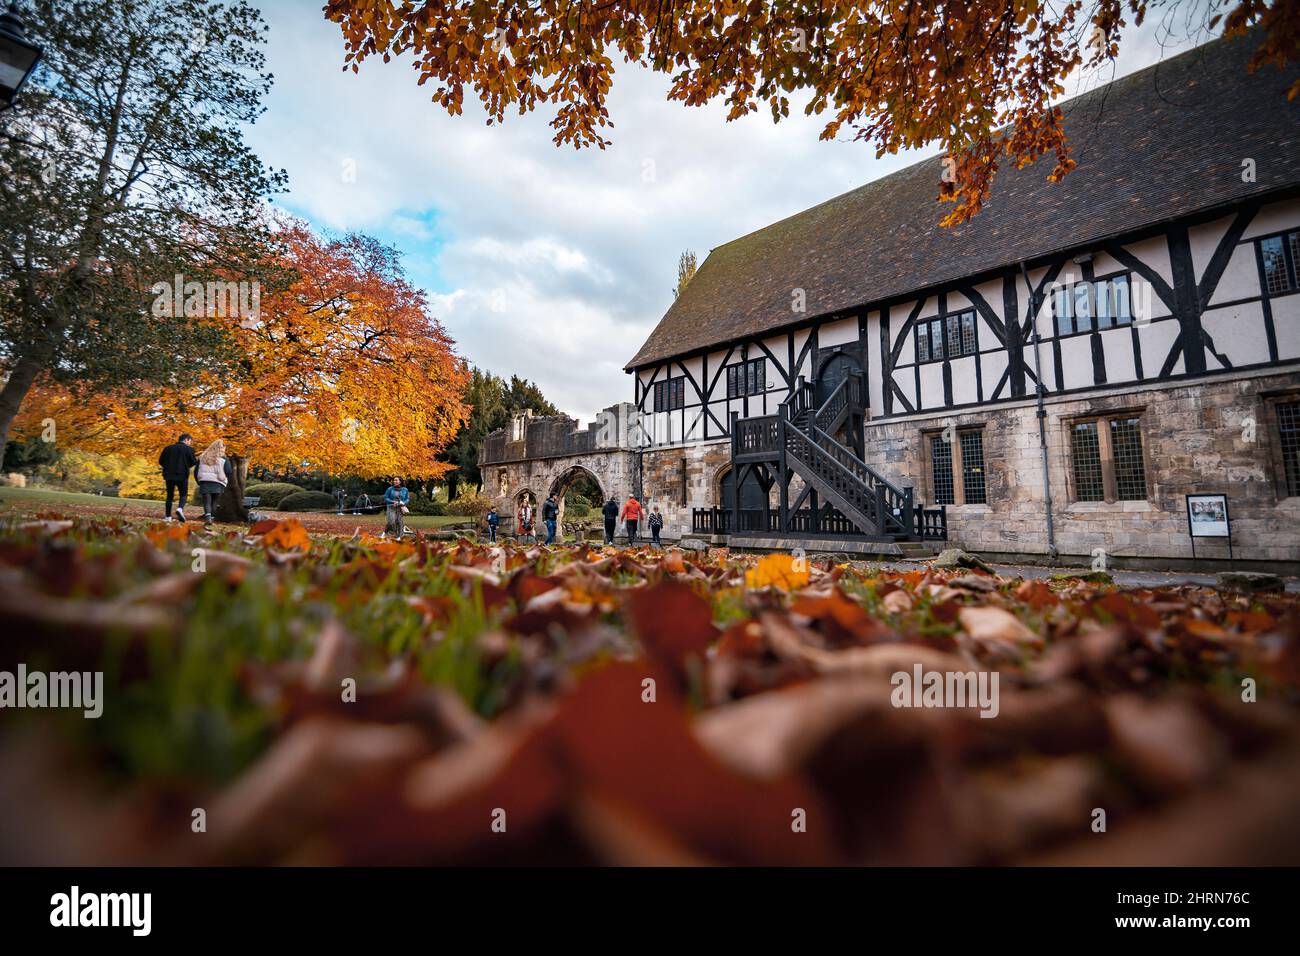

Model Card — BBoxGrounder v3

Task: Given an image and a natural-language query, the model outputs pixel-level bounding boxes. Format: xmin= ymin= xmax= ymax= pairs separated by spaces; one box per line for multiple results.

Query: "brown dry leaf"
xmin=204 ymin=718 xmax=430 ymax=864
xmin=625 ymin=580 xmax=717 ymax=679
xmin=761 ymin=610 xmax=975 ymax=676
xmin=959 ymin=605 xmax=1043 ymax=650
xmin=961 ymin=756 xmax=1107 ymax=860
xmin=882 ymin=589 xmax=913 ymax=614
xmin=949 ymin=574 xmax=997 ymax=592
xmin=1015 ymin=578 xmax=1059 ymax=609
xmin=1105 ymin=694 xmax=1227 ymax=797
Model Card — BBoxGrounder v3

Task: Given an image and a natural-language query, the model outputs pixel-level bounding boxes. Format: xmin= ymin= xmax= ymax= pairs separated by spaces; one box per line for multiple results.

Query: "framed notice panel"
xmin=1187 ymin=493 xmax=1230 ymax=538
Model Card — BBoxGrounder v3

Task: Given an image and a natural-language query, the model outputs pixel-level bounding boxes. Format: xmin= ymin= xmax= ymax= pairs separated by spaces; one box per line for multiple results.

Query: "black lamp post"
xmin=0 ymin=3 xmax=42 ymax=114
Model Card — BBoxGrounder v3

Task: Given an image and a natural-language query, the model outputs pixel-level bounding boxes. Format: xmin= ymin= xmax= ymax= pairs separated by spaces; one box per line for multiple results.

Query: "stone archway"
xmin=547 ymin=465 xmax=605 ymax=530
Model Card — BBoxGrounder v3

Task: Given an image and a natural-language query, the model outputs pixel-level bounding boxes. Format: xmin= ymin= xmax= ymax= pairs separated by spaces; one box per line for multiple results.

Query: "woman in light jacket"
xmin=195 ymin=439 xmax=233 ymax=525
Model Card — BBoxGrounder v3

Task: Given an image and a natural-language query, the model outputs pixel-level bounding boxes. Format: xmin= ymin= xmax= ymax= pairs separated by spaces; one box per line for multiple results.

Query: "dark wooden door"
xmin=721 ymin=467 xmax=766 ymax=511
xmin=815 ymin=352 xmax=862 ymax=406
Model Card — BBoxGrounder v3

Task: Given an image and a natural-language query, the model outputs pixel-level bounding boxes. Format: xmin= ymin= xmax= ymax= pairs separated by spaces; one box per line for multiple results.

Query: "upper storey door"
xmin=815 ymin=350 xmax=863 ymax=407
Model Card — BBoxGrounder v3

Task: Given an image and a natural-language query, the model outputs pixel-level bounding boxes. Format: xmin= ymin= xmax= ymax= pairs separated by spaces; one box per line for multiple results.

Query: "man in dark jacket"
xmin=158 ymin=433 xmax=198 ymax=521
xmin=602 ymin=496 xmax=619 ymax=545
xmin=541 ymin=494 xmax=559 ymax=545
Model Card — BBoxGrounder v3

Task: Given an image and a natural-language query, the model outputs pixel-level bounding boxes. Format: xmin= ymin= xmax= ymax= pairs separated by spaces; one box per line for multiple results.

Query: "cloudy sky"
xmin=245 ymin=3 xmax=1207 ymax=423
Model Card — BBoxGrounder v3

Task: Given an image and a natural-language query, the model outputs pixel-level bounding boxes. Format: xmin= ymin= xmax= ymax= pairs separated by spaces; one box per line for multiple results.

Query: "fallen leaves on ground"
xmin=0 ymin=512 xmax=1298 ymax=865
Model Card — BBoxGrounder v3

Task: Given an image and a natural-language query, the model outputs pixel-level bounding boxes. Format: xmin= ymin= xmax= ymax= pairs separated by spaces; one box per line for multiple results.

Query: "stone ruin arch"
xmin=479 ymin=404 xmax=639 ymax=538
xmin=547 ymin=464 xmax=606 ymax=529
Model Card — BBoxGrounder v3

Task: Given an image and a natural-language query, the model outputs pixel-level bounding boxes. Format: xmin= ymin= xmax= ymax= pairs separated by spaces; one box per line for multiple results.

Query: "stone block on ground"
xmin=933 ymin=548 xmax=994 ymax=573
xmin=1217 ymin=571 xmax=1284 ymax=593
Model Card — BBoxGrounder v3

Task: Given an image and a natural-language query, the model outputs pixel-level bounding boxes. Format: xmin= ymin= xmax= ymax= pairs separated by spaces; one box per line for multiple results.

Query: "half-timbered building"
xmin=624 ymin=32 xmax=1300 ymax=568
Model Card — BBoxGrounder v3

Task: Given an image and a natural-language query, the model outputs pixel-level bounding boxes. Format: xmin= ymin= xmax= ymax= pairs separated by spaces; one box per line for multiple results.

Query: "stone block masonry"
xmin=864 ymin=370 xmax=1300 ymax=567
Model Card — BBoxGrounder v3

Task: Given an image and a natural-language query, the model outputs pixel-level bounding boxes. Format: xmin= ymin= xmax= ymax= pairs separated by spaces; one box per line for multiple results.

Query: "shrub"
xmin=446 ymin=489 xmax=492 ymax=517
xmin=245 ymin=482 xmax=309 ymax=508
xmin=564 ymin=492 xmax=592 ymax=518
xmin=277 ymin=490 xmax=336 ymax=512
xmin=406 ymin=495 xmax=446 ymax=516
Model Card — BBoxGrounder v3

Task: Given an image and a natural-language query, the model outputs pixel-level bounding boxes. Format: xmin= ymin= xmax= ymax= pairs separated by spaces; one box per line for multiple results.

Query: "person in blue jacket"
xmin=383 ymin=477 xmax=409 ymax=538
xmin=541 ymin=493 xmax=559 ymax=545
xmin=486 ymin=506 xmax=499 ymax=543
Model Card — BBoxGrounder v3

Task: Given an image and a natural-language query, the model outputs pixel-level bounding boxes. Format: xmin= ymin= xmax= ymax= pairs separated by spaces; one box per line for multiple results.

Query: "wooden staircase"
xmin=708 ymin=372 xmax=947 ymax=542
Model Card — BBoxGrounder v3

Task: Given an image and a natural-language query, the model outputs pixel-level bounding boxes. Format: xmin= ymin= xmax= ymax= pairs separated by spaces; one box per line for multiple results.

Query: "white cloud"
xmin=247 ymin=2 xmax=1208 ymax=423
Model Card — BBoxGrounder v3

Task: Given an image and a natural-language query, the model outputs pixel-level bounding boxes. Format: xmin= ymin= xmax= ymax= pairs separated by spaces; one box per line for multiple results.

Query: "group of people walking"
xmin=487 ymin=493 xmax=664 ymax=547
xmin=159 ymin=434 xmax=667 ymax=549
xmin=602 ymin=494 xmax=663 ymax=546
xmin=160 ymin=432 xmax=411 ymax=536
xmin=158 ymin=433 xmax=234 ymax=525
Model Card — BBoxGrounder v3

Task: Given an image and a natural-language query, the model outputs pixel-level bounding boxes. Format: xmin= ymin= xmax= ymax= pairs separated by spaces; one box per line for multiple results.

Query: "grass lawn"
xmin=0 ymin=485 xmax=469 ymax=531
xmin=0 ymin=485 xmax=161 ymax=512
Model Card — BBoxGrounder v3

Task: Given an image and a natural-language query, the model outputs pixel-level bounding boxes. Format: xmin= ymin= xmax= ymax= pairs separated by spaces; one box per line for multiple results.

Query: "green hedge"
xmin=277 ymin=490 xmax=336 ymax=512
xmin=564 ymin=493 xmax=592 ymax=518
xmin=244 ymin=482 xmax=308 ymax=507
xmin=446 ymin=490 xmax=492 ymax=517
xmin=406 ymin=495 xmax=446 ymax=516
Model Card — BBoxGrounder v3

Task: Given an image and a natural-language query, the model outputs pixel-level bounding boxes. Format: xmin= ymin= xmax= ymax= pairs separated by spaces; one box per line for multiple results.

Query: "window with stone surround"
xmin=1068 ymin=413 xmax=1148 ymax=503
xmin=1275 ymin=399 xmax=1300 ymax=498
xmin=926 ymin=426 xmax=986 ymax=505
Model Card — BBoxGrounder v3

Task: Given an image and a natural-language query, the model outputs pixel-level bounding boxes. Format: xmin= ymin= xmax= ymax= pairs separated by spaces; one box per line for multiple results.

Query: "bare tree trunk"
xmin=0 ymin=352 xmax=47 ymax=469
xmin=214 ymin=455 xmax=249 ymax=523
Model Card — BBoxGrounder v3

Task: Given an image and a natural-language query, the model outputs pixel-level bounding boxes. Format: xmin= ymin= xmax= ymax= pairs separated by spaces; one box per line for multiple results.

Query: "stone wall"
xmin=483 ymin=449 xmax=639 ymax=534
xmin=641 ymin=441 xmax=733 ymax=537
xmin=862 ymin=369 xmax=1300 ymax=565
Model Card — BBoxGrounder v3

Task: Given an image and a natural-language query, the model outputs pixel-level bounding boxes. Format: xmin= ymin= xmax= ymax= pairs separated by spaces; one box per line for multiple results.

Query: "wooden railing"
xmin=694 ymin=503 xmax=946 ymax=541
xmin=914 ymin=505 xmax=948 ymax=540
xmin=692 ymin=507 xmax=775 ymax=534
xmin=732 ymin=413 xmax=781 ymax=458
xmin=785 ymin=418 xmax=912 ymax=536
xmin=692 ymin=507 xmax=727 ymax=534
xmin=813 ymin=370 xmax=864 ymax=434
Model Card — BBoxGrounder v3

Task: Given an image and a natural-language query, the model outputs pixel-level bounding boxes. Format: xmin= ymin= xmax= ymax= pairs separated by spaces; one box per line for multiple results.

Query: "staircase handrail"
xmin=783 ymin=422 xmax=909 ymax=534
xmin=804 ymin=418 xmax=907 ymax=505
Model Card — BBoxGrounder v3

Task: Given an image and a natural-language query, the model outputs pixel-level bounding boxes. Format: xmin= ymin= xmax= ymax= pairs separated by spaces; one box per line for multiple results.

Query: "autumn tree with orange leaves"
xmin=16 ymin=222 xmax=469 ymax=479
xmin=323 ymin=0 xmax=1299 ymax=226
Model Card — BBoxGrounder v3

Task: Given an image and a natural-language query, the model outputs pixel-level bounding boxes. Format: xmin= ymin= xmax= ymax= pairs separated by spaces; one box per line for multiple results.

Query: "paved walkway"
xmin=874 ymin=559 xmax=1300 ymax=592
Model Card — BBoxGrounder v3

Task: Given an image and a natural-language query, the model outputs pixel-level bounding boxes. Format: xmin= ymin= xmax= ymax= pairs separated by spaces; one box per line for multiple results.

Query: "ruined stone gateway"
xmin=478 ymin=404 xmax=642 ymax=539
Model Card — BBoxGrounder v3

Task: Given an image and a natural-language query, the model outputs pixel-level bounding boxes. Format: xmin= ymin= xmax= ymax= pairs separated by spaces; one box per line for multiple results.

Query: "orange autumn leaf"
xmin=661 ymin=549 xmax=687 ymax=574
xmin=1183 ymin=618 xmax=1229 ymax=641
xmin=744 ymin=553 xmax=810 ymax=591
xmin=790 ymin=589 xmax=892 ymax=645
xmin=1015 ymin=579 xmax=1059 ymax=610
xmin=259 ymin=519 xmax=312 ymax=552
xmin=145 ymin=523 xmax=190 ymax=547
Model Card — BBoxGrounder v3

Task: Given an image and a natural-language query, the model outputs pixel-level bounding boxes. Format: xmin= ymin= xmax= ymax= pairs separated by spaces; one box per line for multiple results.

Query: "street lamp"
xmin=0 ymin=3 xmax=42 ymax=114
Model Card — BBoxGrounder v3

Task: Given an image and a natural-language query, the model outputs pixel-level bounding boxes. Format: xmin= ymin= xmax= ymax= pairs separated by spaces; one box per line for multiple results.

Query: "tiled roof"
xmin=627 ymin=31 xmax=1300 ymax=369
